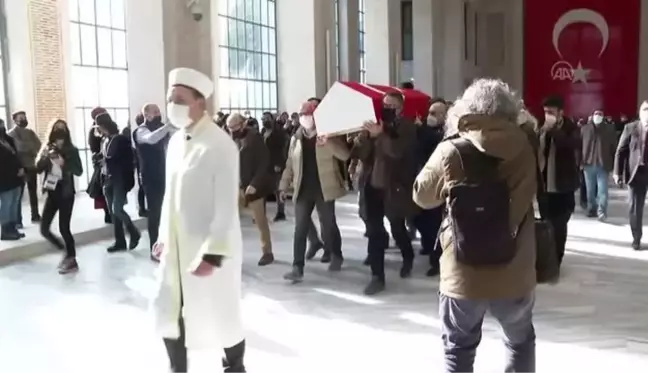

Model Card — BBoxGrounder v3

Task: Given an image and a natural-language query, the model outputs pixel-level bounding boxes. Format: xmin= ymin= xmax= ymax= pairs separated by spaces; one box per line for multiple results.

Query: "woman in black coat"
xmin=0 ymin=119 xmax=25 ymax=240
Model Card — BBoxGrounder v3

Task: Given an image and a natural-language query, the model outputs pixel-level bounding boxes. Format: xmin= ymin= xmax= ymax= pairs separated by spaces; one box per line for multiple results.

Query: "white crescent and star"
xmin=552 ymin=8 xmax=609 ymax=84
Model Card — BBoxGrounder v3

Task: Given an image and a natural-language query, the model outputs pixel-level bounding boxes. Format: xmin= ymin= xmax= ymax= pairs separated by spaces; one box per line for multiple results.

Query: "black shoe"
xmin=138 ymin=209 xmax=148 ymax=218
xmin=104 ymin=215 xmax=112 ymax=224
xmin=273 ymin=212 xmax=286 ymax=222
xmin=15 ymin=222 xmax=23 ymax=230
xmin=11 ymin=223 xmax=25 ymax=238
xmin=129 ymin=231 xmax=141 ymax=250
xmin=328 ymin=255 xmax=343 ymax=271
xmin=283 ymin=266 xmax=304 ymax=283
xmin=320 ymin=250 xmax=332 ymax=263
xmin=363 ymin=256 xmax=370 ymax=266
xmin=426 ymin=266 xmax=440 ymax=277
xmin=306 ymin=241 xmax=324 ymax=260
xmin=107 ymin=244 xmax=128 ymax=253
xmin=363 ymin=276 xmax=385 ymax=295
xmin=0 ymin=224 xmax=21 ymax=241
xmin=632 ymin=240 xmax=642 ymax=251
xmin=31 ymin=215 xmax=41 ymax=223
xmin=58 ymin=257 xmax=79 ymax=274
xmin=400 ymin=261 xmax=413 ymax=278
xmin=258 ymin=253 xmax=275 ymax=266
xmin=223 ymin=339 xmax=246 ymax=372
xmin=586 ymin=210 xmax=597 ymax=218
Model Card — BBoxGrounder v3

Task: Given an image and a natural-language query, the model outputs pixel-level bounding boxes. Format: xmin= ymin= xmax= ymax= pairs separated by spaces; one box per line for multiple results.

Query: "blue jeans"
xmin=583 ymin=165 xmax=609 ymax=214
xmin=103 ymin=183 xmax=138 ymax=246
xmin=439 ymin=292 xmax=536 ymax=372
xmin=0 ymin=187 xmax=22 ymax=225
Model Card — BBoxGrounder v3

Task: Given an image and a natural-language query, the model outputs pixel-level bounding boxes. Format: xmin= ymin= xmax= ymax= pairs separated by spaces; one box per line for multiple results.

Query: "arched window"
xmin=217 ymin=0 xmax=278 ymax=120
xmin=358 ymin=0 xmax=366 ymax=82
xmin=68 ymin=0 xmax=129 ymax=189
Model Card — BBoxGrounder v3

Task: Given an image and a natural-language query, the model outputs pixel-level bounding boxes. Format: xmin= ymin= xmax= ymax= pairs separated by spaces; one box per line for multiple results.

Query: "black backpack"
xmin=447 ymin=137 xmax=523 ymax=266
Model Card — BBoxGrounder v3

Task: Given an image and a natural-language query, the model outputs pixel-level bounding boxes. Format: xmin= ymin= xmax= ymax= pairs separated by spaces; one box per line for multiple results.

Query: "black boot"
xmin=11 ymin=223 xmax=25 ymax=238
xmin=1 ymin=224 xmax=21 ymax=241
xmin=223 ymin=339 xmax=246 ymax=372
xmin=163 ymin=338 xmax=188 ymax=373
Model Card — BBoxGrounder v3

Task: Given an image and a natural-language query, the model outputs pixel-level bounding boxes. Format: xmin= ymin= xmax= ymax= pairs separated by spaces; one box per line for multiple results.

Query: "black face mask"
xmin=231 ymin=128 xmax=247 ymax=139
xmin=262 ymin=120 xmax=272 ymax=129
xmin=51 ymin=129 xmax=67 ymax=141
xmin=381 ymin=107 xmax=397 ymax=123
xmin=17 ymin=119 xmax=28 ymax=128
xmin=0 ymin=126 xmax=6 ymax=136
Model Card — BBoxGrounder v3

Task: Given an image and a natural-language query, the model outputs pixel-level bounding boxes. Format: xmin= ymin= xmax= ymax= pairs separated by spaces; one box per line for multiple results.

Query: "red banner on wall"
xmin=523 ymin=0 xmax=641 ymax=118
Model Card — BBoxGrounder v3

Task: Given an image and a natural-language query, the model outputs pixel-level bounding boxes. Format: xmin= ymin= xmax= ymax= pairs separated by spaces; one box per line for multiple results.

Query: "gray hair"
xmin=446 ymin=78 xmax=521 ymax=134
xmin=227 ymin=113 xmax=246 ymax=127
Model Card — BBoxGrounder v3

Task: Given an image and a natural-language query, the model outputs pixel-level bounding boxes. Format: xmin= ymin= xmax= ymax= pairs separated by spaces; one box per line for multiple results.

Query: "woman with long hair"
xmin=35 ymin=119 xmax=83 ymax=274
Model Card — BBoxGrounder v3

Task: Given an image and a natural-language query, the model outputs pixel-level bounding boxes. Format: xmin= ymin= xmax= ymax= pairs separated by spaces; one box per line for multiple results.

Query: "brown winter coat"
xmin=413 ymin=114 xmax=537 ymax=300
xmin=236 ymin=129 xmax=273 ymax=202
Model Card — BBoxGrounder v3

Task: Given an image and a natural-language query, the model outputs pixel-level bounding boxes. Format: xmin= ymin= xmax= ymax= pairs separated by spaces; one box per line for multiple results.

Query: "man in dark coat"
xmin=261 ymin=111 xmax=289 ymax=221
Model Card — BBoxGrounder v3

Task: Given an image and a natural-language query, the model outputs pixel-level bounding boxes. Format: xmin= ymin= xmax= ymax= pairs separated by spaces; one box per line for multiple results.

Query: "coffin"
xmin=314 ymin=81 xmax=431 ymax=136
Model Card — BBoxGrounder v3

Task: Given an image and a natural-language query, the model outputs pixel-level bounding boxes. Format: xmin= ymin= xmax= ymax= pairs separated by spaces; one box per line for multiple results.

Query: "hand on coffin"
xmin=316 ymin=134 xmax=328 ymax=146
xmin=363 ymin=120 xmax=383 ymax=138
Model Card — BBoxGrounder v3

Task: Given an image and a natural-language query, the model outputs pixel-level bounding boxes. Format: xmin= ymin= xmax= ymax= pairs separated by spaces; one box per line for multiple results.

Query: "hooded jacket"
xmin=413 ymin=114 xmax=537 ymax=299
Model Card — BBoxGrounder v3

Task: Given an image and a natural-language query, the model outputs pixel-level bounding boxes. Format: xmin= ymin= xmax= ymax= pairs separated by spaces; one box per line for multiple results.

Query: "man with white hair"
xmin=152 ymin=67 xmax=246 ymax=372
xmin=413 ymin=79 xmax=537 ymax=372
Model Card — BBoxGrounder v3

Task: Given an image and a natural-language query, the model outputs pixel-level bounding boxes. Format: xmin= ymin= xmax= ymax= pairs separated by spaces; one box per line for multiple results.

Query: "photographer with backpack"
xmin=413 ymin=79 xmax=537 ymax=373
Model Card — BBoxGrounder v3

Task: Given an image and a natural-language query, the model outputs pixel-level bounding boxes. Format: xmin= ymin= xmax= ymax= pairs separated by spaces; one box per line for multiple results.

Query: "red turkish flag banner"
xmin=524 ymin=0 xmax=641 ymax=118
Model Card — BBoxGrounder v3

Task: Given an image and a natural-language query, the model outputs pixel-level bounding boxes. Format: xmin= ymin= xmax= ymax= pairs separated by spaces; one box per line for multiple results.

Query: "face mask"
xmin=231 ymin=128 xmax=247 ymax=139
xmin=167 ymin=103 xmax=192 ymax=128
xmin=262 ymin=120 xmax=272 ymax=128
xmin=52 ymin=129 xmax=67 ymax=141
xmin=17 ymin=119 xmax=28 ymax=128
xmin=592 ymin=115 xmax=604 ymax=125
xmin=544 ymin=114 xmax=557 ymax=126
xmin=427 ymin=116 xmax=438 ymax=127
xmin=640 ymin=111 xmax=648 ymax=125
xmin=381 ymin=107 xmax=397 ymax=123
xmin=300 ymin=115 xmax=315 ymax=129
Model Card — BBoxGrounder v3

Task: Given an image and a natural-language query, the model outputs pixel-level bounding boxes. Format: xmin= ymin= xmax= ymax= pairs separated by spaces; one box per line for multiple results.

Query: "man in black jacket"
xmin=96 ymin=113 xmax=141 ymax=252
xmin=539 ymin=95 xmax=580 ymax=265
xmin=0 ymin=119 xmax=25 ymax=240
xmin=261 ymin=111 xmax=288 ymax=221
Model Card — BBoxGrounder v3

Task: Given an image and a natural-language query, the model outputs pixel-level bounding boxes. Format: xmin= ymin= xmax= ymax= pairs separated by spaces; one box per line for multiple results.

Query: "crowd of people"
xmin=1 ymin=66 xmax=648 ymax=372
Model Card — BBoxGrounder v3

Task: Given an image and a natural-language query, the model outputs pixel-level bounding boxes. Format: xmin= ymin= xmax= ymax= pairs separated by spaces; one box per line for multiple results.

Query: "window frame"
xmin=0 ymin=0 xmax=10 ymax=126
xmin=358 ymin=0 xmax=366 ymax=83
xmin=401 ymin=1 xmax=413 ymax=61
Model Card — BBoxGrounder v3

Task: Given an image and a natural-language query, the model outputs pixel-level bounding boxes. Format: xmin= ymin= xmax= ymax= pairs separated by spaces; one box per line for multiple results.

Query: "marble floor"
xmin=1 ymin=191 xmax=648 ymax=372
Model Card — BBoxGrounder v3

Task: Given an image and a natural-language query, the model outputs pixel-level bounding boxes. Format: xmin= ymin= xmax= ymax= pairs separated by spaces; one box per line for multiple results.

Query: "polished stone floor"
xmin=1 ymin=191 xmax=648 ymax=372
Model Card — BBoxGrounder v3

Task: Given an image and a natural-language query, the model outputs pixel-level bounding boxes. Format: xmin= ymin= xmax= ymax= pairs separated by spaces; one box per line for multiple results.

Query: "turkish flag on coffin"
xmin=314 ymin=81 xmax=431 ymax=136
xmin=524 ymin=0 xmax=641 ymax=118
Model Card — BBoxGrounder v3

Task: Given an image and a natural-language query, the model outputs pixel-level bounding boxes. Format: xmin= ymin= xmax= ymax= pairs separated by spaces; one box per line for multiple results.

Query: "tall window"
xmin=69 ymin=0 xmax=129 ymax=189
xmin=0 ymin=0 xmax=9 ymax=125
xmin=401 ymin=1 xmax=413 ymax=61
xmin=358 ymin=0 xmax=366 ymax=83
xmin=218 ymin=0 xmax=278 ymax=120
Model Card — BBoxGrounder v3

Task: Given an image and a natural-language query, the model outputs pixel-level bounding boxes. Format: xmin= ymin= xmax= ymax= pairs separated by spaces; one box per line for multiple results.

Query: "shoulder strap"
xmin=450 ymin=137 xmax=499 ymax=182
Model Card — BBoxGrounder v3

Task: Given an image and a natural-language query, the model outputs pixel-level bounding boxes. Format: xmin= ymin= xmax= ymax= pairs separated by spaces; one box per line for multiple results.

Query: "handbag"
xmin=534 ymin=218 xmax=560 ymax=283
xmin=86 ymin=166 xmax=104 ymax=199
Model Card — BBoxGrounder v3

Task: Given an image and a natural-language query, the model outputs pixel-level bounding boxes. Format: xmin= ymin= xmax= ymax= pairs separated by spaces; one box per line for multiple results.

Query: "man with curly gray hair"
xmin=413 ymin=78 xmax=537 ymax=372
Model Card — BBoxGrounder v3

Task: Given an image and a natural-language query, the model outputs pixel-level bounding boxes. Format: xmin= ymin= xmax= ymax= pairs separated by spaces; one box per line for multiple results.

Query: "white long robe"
xmin=152 ymin=113 xmax=244 ymax=350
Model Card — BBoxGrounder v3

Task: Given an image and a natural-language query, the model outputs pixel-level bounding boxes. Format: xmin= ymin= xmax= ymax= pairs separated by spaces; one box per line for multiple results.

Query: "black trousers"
xmin=40 ymin=191 xmax=76 ymax=258
xmin=364 ymin=184 xmax=414 ymax=280
xmin=163 ymin=316 xmax=247 ymax=372
xmin=414 ymin=206 xmax=443 ymax=267
xmin=137 ymin=184 xmax=147 ymax=213
xmin=18 ymin=169 xmax=39 ymax=222
xmin=579 ymin=171 xmax=588 ymax=208
xmin=104 ymin=183 xmax=138 ymax=246
xmin=144 ymin=183 xmax=165 ymax=249
xmin=293 ymin=195 xmax=342 ymax=268
xmin=540 ymin=192 xmax=574 ymax=265
xmin=628 ymin=181 xmax=647 ymax=243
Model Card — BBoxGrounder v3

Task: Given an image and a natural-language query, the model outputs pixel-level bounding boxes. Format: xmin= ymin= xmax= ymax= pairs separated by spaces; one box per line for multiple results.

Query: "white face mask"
xmin=300 ymin=115 xmax=315 ymax=130
xmin=592 ymin=115 xmax=604 ymax=125
xmin=167 ymin=103 xmax=192 ymax=128
xmin=640 ymin=111 xmax=648 ymax=125
xmin=427 ymin=116 xmax=438 ymax=127
xmin=544 ymin=114 xmax=557 ymax=126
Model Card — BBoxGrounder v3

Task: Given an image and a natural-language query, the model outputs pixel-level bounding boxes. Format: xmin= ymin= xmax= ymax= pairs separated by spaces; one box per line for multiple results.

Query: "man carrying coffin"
xmin=151 ymin=67 xmax=246 ymax=372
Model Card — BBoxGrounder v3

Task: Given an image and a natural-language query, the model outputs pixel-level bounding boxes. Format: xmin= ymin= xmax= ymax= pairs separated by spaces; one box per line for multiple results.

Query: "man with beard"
xmin=8 ymin=111 xmax=42 ymax=226
xmin=133 ymin=103 xmax=174 ymax=259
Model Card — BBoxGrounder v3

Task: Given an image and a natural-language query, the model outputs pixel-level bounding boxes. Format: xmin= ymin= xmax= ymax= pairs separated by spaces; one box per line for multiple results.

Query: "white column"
xmin=639 ymin=0 xmax=648 ymax=106
xmin=412 ymin=0 xmax=438 ymax=95
xmin=364 ymin=0 xmax=401 ymax=85
xmin=439 ymin=0 xmax=464 ymax=99
xmin=126 ymin=0 xmax=166 ymax=116
xmin=337 ymin=0 xmax=360 ymax=81
xmin=4 ymin=0 xmax=35 ymax=123
xmin=276 ymin=0 xmax=335 ymax=112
